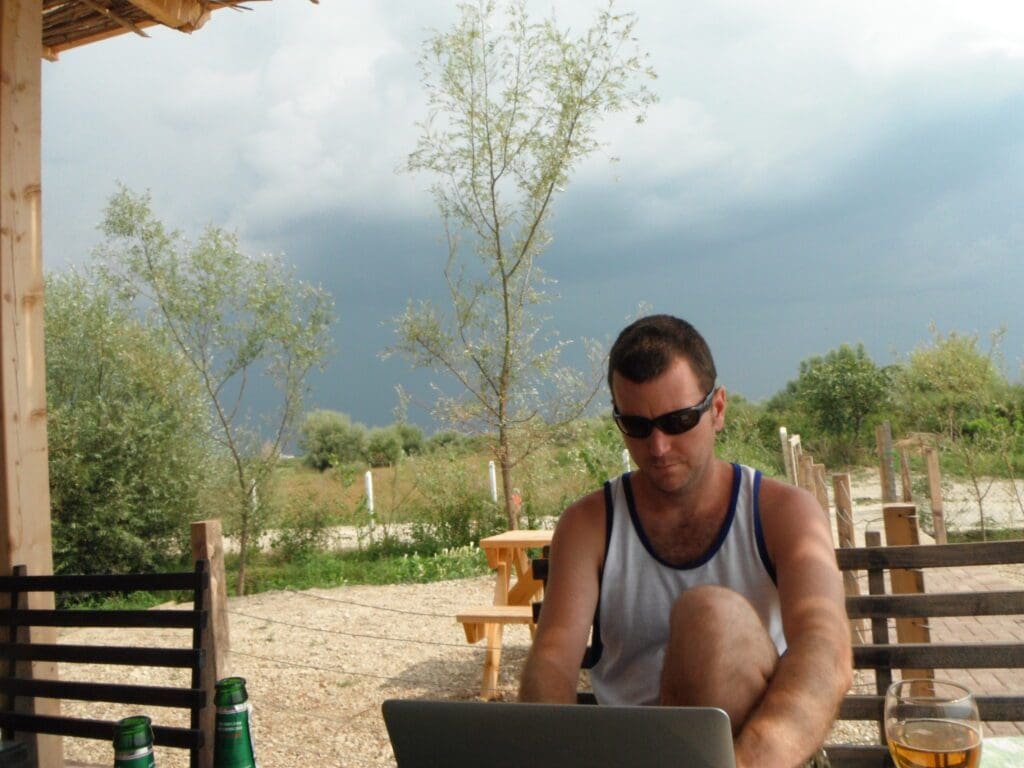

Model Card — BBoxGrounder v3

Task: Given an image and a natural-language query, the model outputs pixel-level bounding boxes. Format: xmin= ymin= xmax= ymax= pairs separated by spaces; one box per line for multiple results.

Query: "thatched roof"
xmin=42 ymin=0 xmax=315 ymax=60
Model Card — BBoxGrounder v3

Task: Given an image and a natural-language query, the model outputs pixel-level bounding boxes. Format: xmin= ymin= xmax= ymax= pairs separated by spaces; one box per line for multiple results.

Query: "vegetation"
xmin=391 ymin=0 xmax=657 ymax=528
xmin=96 ymin=186 xmax=335 ymax=595
xmin=46 ymin=271 xmax=212 ymax=575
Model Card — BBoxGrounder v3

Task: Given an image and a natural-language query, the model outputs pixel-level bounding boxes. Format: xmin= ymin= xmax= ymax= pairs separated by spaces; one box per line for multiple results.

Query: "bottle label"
xmin=114 ymin=745 xmax=156 ymax=768
xmin=215 ymin=700 xmax=258 ymax=768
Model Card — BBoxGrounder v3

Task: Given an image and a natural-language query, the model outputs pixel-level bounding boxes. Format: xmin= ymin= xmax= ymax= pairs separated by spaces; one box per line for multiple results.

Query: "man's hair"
xmin=607 ymin=314 xmax=717 ymax=398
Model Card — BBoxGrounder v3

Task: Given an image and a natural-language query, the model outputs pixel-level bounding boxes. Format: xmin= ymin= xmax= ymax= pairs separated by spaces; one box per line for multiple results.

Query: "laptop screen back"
xmin=382 ymin=699 xmax=735 ymax=768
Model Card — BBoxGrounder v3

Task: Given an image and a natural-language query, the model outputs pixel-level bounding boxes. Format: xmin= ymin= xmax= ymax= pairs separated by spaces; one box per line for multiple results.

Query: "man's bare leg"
xmin=659 ymin=585 xmax=779 ymax=735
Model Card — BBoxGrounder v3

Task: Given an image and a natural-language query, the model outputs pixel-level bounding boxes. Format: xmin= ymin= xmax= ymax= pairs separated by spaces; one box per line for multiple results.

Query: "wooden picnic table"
xmin=479 ymin=529 xmax=553 ymax=607
xmin=457 ymin=529 xmax=554 ymax=698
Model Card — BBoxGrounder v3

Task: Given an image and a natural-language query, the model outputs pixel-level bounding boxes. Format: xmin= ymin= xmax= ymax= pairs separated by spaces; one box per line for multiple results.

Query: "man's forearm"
xmin=734 ymin=633 xmax=852 ymax=768
xmin=519 ymin=652 xmax=580 ymax=703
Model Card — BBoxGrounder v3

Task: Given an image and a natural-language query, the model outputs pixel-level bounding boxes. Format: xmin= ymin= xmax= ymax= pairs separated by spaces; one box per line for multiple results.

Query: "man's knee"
xmin=660 ymin=586 xmax=778 ymax=728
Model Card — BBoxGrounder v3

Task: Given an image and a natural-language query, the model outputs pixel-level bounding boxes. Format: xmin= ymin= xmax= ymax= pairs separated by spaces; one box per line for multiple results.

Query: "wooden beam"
xmin=125 ymin=0 xmax=211 ymax=31
xmin=1 ymin=2 xmax=62 ymax=764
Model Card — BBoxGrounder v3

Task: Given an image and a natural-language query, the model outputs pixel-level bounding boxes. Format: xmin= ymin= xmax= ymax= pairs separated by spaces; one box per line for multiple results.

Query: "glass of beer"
xmin=884 ymin=679 xmax=982 ymax=768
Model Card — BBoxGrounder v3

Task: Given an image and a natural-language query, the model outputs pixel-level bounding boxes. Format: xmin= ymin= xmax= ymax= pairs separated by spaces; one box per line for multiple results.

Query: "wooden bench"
xmin=827 ymin=537 xmax=1024 ymax=767
xmin=0 ymin=561 xmax=212 ymax=767
xmin=457 ymin=605 xmax=535 ymax=698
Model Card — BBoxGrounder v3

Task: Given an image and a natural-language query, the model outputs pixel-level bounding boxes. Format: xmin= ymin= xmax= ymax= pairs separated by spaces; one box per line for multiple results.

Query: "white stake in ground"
xmin=488 ymin=460 xmax=498 ymax=503
xmin=622 ymin=449 xmax=631 ymax=474
xmin=364 ymin=470 xmax=375 ymax=539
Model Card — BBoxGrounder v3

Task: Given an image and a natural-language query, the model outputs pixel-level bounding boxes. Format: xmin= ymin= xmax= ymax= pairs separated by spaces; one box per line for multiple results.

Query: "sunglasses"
xmin=613 ymin=387 xmax=718 ymax=439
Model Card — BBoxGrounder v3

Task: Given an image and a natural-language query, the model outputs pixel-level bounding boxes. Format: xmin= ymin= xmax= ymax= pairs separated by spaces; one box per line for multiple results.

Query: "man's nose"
xmin=647 ymin=427 xmax=672 ymax=455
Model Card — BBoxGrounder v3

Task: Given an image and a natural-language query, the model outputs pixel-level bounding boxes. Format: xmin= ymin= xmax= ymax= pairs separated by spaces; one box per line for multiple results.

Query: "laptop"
xmin=381 ymin=699 xmax=735 ymax=768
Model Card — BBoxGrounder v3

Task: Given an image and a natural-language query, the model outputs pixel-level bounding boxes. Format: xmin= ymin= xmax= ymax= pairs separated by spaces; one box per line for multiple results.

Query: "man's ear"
xmin=712 ymin=386 xmax=727 ymax=433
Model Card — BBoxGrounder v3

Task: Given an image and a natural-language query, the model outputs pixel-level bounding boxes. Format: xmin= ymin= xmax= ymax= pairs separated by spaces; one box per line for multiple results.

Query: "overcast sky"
xmin=42 ymin=1 xmax=1024 ymax=430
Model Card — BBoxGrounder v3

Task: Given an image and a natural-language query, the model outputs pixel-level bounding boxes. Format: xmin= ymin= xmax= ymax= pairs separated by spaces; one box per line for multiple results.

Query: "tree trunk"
xmin=236 ymin=507 xmax=249 ymax=596
xmin=498 ymin=427 xmax=517 ymax=529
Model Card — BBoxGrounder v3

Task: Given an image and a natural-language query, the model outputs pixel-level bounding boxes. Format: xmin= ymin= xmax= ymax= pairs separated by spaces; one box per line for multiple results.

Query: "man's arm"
xmin=519 ymin=492 xmax=605 ymax=703
xmin=733 ymin=478 xmax=853 ymax=768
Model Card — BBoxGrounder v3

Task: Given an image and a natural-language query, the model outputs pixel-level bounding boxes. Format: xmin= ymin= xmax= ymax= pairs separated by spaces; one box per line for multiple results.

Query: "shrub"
xmin=299 ymin=410 xmax=366 ymax=470
xmin=46 ymin=271 xmax=212 ymax=574
xmin=408 ymin=454 xmax=504 ymax=552
xmin=365 ymin=427 xmax=404 ymax=467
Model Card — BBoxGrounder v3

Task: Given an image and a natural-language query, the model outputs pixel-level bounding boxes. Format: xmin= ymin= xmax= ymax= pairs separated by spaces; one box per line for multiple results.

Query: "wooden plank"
xmin=0 ymin=1 xmax=62 ymax=762
xmin=0 ymin=608 xmax=205 ymax=628
xmin=455 ymin=606 xmax=534 ymax=623
xmin=882 ymin=503 xmax=930 ymax=678
xmin=853 ymin=643 xmax=1024 ymax=668
xmin=836 ymin=540 xmax=1024 ymax=570
xmin=846 ymin=590 xmax=1024 ymax=618
xmin=2 ymin=643 xmax=202 ymax=668
xmin=825 ymin=744 xmax=891 ymax=768
xmin=840 ymin=694 xmax=1024 ymax=722
xmin=0 ymin=570 xmax=203 ymax=592
xmin=875 ymin=422 xmax=897 ymax=503
xmin=779 ymin=427 xmax=794 ymax=484
xmin=0 ymin=677 xmax=203 ymax=708
xmin=898 ymin=447 xmax=913 ymax=502
xmin=0 ymin=712 xmax=201 ymax=749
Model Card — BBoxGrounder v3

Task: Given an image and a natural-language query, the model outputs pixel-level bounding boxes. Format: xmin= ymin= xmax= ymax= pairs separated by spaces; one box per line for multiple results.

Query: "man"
xmin=519 ymin=315 xmax=852 ymax=768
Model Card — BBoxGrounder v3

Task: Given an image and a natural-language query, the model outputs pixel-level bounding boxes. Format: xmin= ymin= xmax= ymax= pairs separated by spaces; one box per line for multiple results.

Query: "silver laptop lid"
xmin=382 ymin=699 xmax=735 ymax=768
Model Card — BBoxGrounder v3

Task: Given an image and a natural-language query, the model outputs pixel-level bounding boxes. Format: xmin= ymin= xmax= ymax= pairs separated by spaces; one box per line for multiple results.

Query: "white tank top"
xmin=589 ymin=463 xmax=786 ymax=705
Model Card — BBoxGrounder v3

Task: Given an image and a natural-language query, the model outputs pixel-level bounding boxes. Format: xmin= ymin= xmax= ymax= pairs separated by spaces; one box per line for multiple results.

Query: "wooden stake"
xmin=924 ymin=447 xmax=947 ymax=545
xmin=813 ymin=463 xmax=835 ymax=545
xmin=779 ymin=427 xmax=794 ymax=484
xmin=833 ymin=473 xmax=868 ymax=644
xmin=0 ymin=1 xmax=62 ymax=763
xmin=899 ymin=447 xmax=913 ymax=503
xmin=875 ymin=422 xmax=898 ymax=503
xmin=192 ymin=521 xmax=230 ymax=768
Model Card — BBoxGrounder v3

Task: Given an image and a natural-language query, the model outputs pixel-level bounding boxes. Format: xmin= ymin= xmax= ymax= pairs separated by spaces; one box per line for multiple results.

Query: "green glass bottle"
xmin=214 ymin=677 xmax=258 ymax=768
xmin=113 ymin=715 xmax=156 ymax=768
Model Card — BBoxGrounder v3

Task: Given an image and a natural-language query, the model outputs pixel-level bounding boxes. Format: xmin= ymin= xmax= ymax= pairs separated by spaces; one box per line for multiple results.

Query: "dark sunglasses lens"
xmin=617 ymin=415 xmax=653 ymax=438
xmin=657 ymin=411 xmax=700 ymax=435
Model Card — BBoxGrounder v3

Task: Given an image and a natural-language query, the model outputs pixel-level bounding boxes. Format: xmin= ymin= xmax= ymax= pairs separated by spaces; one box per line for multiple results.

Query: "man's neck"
xmin=631 ymin=458 xmax=732 ymax=522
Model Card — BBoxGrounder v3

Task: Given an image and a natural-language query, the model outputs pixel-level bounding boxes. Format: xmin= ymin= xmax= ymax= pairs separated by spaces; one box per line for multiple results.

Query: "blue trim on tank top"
xmin=621 ymin=463 xmax=741 ymax=570
xmin=752 ymin=470 xmax=777 ymax=584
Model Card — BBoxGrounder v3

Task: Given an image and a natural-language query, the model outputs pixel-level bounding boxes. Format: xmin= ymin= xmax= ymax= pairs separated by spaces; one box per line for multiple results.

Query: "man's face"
xmin=611 ymin=356 xmax=726 ymax=496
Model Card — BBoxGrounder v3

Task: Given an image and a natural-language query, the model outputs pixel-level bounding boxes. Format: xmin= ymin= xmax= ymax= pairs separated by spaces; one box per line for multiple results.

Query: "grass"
xmin=947 ymin=527 xmax=1024 ymax=543
xmin=232 ymin=543 xmax=492 ymax=594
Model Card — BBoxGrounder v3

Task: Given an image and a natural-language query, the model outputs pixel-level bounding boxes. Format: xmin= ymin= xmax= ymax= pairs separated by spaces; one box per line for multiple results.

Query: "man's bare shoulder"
xmin=552 ymin=487 xmax=608 ymax=555
xmin=757 ymin=474 xmax=819 ymax=518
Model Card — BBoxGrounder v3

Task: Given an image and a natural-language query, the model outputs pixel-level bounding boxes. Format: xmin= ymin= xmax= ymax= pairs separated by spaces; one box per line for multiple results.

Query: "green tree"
xmin=391 ymin=0 xmax=656 ymax=527
xmin=299 ymin=410 xmax=367 ymax=470
xmin=896 ymin=328 xmax=1010 ymax=536
xmin=46 ymin=271 xmax=212 ymax=575
xmin=96 ymin=187 xmax=335 ymax=594
xmin=793 ymin=343 xmax=890 ymax=464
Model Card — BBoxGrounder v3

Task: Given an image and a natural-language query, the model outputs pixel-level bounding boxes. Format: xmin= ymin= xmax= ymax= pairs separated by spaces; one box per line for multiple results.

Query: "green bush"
xmin=407 ymin=454 xmax=504 ymax=552
xmin=365 ymin=426 xmax=403 ymax=467
xmin=298 ymin=410 xmax=366 ymax=470
xmin=46 ymin=271 xmax=212 ymax=575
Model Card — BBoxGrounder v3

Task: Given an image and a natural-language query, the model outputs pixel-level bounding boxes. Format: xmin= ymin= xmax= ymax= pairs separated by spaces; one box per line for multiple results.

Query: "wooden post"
xmin=876 ymin=422 xmax=898 ymax=503
xmin=812 ymin=464 xmax=835 ymax=545
xmin=192 ymin=521 xmax=231 ymax=768
xmin=898 ymin=447 xmax=913 ymax=503
xmin=779 ymin=427 xmax=795 ymax=484
xmin=0 ymin=2 xmax=63 ymax=764
xmin=883 ymin=503 xmax=932 ymax=679
xmin=788 ymin=435 xmax=802 ymax=486
xmin=833 ymin=473 xmax=867 ymax=644
xmin=924 ymin=447 xmax=947 ymax=545
xmin=798 ymin=454 xmax=815 ymax=494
